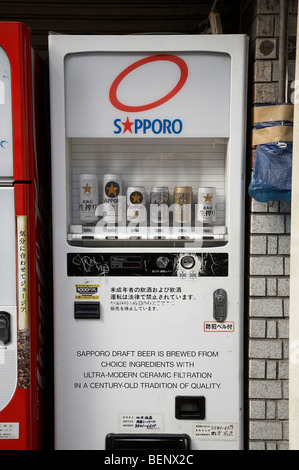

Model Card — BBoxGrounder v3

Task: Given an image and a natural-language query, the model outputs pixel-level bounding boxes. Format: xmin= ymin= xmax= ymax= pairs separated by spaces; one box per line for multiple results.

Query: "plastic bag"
xmin=248 ymin=118 xmax=292 ymax=203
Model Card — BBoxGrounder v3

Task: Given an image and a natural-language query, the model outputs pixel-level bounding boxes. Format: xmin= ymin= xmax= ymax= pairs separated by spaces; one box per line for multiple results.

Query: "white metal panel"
xmin=55 ymin=274 xmax=242 ymax=450
xmin=0 ymin=188 xmax=17 ymax=412
xmin=0 ymin=187 xmax=16 ymax=305
xmin=0 ymin=46 xmax=13 ymax=179
xmin=64 ymin=51 xmax=231 ymax=138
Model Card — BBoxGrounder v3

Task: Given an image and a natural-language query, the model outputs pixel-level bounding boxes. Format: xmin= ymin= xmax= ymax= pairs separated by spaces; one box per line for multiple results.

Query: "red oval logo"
xmin=109 ymin=54 xmax=188 ymax=113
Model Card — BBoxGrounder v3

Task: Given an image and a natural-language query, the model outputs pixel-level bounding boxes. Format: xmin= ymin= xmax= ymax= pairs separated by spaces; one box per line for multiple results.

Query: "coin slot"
xmin=175 ymin=396 xmax=205 ymax=420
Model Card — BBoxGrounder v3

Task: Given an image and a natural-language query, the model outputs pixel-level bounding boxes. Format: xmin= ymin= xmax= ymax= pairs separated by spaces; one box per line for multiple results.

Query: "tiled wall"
xmin=242 ymin=0 xmax=297 ymax=450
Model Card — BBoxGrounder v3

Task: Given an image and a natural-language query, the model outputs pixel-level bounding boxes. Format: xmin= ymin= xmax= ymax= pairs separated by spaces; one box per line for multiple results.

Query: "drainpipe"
xmin=278 ymin=0 xmax=289 ymax=103
xmin=289 ymin=1 xmax=299 ymax=451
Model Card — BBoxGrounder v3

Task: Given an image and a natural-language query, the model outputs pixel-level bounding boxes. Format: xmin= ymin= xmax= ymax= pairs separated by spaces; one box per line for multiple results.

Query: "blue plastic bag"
xmin=248 ymin=142 xmax=292 ymax=202
xmin=248 ymin=119 xmax=292 ymax=202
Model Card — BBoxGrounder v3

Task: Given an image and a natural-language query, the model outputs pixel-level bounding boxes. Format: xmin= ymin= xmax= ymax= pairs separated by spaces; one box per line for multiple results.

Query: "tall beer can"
xmin=150 ymin=186 xmax=169 ymax=224
xmin=127 ymin=186 xmax=147 ymax=222
xmin=103 ymin=174 xmax=122 ymax=223
xmin=79 ymin=173 xmax=99 ymax=224
xmin=197 ymin=187 xmax=216 ymax=224
xmin=173 ymin=186 xmax=193 ymax=223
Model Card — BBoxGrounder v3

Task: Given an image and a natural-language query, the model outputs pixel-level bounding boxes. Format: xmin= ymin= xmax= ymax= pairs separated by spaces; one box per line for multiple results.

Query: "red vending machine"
xmin=0 ymin=22 xmax=51 ymax=450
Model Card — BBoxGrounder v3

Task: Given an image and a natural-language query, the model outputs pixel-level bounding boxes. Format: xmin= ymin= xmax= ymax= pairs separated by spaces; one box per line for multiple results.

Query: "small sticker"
xmin=194 ymin=422 xmax=237 ymax=441
xmin=0 ymin=423 xmax=19 ymax=439
xmin=204 ymin=321 xmax=234 ymax=332
xmin=17 ymin=216 xmax=29 ymax=330
xmin=75 ymin=284 xmax=100 ymax=300
xmin=119 ymin=413 xmax=164 ymax=433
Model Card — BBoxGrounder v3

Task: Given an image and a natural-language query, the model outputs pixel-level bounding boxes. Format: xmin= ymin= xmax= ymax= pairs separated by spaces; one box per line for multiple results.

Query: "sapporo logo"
xmin=109 ymin=54 xmax=188 ymax=135
xmin=200 ymin=192 xmax=214 ymax=204
xmin=130 ymin=191 xmax=143 ymax=204
xmin=82 ymin=183 xmax=93 ymax=194
xmin=105 ymin=181 xmax=120 ymax=198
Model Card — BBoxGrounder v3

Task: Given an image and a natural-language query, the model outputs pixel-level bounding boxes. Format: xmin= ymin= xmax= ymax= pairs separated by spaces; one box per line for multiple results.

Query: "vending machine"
xmin=49 ymin=34 xmax=248 ymax=450
xmin=0 ymin=22 xmax=51 ymax=449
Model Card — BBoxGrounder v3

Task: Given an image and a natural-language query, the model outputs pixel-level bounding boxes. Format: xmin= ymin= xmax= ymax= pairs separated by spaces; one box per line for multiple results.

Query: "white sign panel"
xmin=65 ymin=52 xmax=231 ymax=138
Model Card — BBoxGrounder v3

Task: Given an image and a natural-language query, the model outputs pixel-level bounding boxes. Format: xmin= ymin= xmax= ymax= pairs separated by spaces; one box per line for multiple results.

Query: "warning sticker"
xmin=119 ymin=412 xmax=164 ymax=433
xmin=204 ymin=321 xmax=234 ymax=332
xmin=194 ymin=422 xmax=237 ymax=440
xmin=0 ymin=423 xmax=19 ymax=439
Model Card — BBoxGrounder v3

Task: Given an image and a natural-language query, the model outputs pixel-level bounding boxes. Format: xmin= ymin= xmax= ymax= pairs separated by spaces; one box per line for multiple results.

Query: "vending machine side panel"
xmin=0 ymin=22 xmax=51 ymax=450
xmin=0 ymin=22 xmax=33 ymax=182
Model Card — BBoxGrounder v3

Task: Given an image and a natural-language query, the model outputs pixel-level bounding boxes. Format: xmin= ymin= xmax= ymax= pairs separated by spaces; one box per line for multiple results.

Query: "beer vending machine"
xmin=49 ymin=34 xmax=248 ymax=450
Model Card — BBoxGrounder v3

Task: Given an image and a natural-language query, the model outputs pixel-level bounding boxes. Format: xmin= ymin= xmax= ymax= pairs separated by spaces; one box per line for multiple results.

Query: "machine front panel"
xmin=49 ymin=34 xmax=247 ymax=451
xmin=54 ymin=250 xmax=241 ymax=450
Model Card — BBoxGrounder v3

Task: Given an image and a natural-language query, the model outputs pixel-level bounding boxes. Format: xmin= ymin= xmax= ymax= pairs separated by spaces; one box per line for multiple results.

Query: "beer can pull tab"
xmin=213 ymin=289 xmax=227 ymax=322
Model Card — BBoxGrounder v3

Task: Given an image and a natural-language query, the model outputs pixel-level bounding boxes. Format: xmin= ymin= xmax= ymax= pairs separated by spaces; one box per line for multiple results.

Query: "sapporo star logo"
xmin=203 ymin=193 xmax=213 ymax=203
xmin=130 ymin=191 xmax=143 ymax=204
xmin=82 ymin=183 xmax=92 ymax=194
xmin=122 ymin=117 xmax=134 ymax=134
xmin=105 ymin=181 xmax=120 ymax=198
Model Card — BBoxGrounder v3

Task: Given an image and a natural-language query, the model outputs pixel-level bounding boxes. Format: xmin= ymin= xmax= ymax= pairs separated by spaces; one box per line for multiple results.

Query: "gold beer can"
xmin=173 ymin=186 xmax=193 ymax=223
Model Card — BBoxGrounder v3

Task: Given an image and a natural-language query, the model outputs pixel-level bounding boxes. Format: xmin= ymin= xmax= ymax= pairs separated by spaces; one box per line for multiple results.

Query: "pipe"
xmin=278 ymin=0 xmax=288 ymax=103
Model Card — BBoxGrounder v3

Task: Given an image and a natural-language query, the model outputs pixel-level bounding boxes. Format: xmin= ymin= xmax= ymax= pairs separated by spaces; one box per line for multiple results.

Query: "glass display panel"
xmin=66 ymin=137 xmax=228 ymax=248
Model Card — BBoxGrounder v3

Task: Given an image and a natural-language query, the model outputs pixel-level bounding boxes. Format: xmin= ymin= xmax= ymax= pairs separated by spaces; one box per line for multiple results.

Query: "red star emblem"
xmin=121 ymin=116 xmax=134 ymax=134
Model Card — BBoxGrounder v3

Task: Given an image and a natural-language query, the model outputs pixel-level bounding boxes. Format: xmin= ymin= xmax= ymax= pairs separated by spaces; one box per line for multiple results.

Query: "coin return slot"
xmin=74 ymin=302 xmax=100 ymax=319
xmin=105 ymin=433 xmax=190 ymax=450
xmin=175 ymin=396 xmax=205 ymax=420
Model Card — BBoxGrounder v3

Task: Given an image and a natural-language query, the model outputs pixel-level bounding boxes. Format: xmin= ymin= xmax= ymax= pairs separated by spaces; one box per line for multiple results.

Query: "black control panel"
xmin=67 ymin=252 xmax=228 ymax=277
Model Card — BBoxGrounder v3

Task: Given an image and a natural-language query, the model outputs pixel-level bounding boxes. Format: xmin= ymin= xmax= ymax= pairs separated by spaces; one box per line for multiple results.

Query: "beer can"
xmin=150 ymin=186 xmax=169 ymax=223
xmin=103 ymin=174 xmax=122 ymax=223
xmin=173 ymin=186 xmax=193 ymax=223
xmin=197 ymin=187 xmax=216 ymax=224
xmin=79 ymin=174 xmax=99 ymax=223
xmin=127 ymin=186 xmax=147 ymax=222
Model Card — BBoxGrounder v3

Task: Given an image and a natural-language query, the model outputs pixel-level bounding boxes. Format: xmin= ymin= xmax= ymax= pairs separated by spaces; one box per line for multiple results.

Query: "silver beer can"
xmin=127 ymin=186 xmax=147 ymax=222
xmin=150 ymin=186 xmax=169 ymax=224
xmin=197 ymin=187 xmax=216 ymax=224
xmin=79 ymin=174 xmax=99 ymax=223
xmin=173 ymin=186 xmax=193 ymax=223
xmin=103 ymin=174 xmax=122 ymax=222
